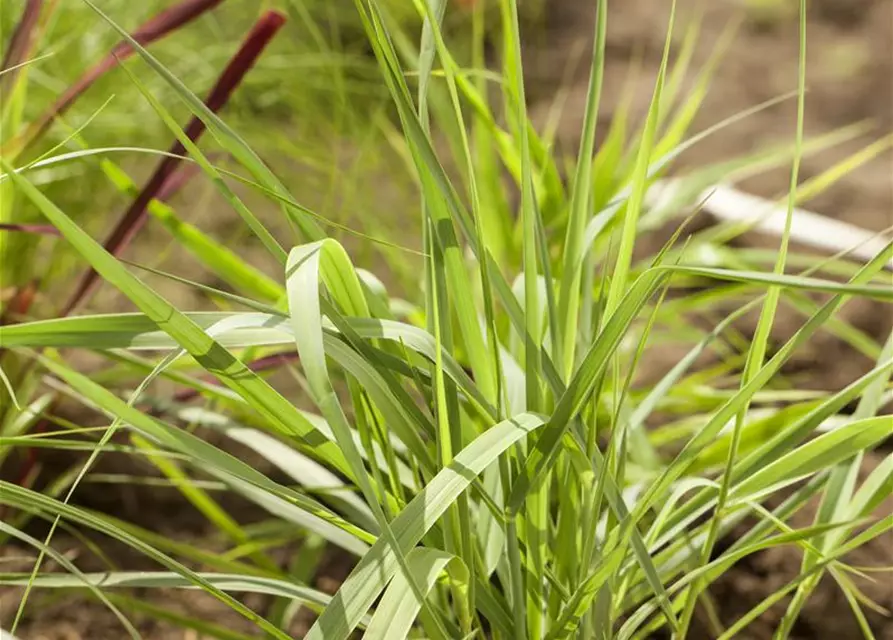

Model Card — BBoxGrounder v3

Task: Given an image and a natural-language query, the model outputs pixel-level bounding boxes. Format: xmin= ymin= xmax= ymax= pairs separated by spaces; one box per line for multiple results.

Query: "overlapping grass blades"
xmin=1 ymin=0 xmax=891 ymax=638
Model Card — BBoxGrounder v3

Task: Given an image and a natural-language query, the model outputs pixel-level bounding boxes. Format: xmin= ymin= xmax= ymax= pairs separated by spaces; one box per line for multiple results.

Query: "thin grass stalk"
xmin=552 ymin=3 xmax=608 ymax=628
xmin=498 ymin=0 xmax=546 ymax=635
xmin=0 ymin=223 xmax=59 ymax=236
xmin=584 ymin=28 xmax=679 ymax=628
xmin=415 ymin=0 xmax=462 ymax=610
xmin=470 ymin=0 xmax=510 ymax=271
xmin=557 ymin=0 xmax=607 ymax=377
xmin=577 ymin=259 xmax=611 ymax=637
xmin=414 ymin=1 xmax=517 ymax=627
xmin=422 ymin=1 xmax=479 ymax=631
xmin=603 ymin=2 xmax=676 ymax=319
xmin=674 ymin=1 xmax=808 ymax=635
xmin=778 ymin=342 xmax=893 ymax=628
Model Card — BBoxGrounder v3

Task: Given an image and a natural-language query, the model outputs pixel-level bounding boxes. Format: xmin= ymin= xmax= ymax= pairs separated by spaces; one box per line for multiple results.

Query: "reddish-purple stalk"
xmin=62 ymin=10 xmax=288 ymax=316
xmin=155 ymin=160 xmax=206 ymax=202
xmin=0 ymin=222 xmax=60 ymax=236
xmin=0 ymin=0 xmax=44 ymax=93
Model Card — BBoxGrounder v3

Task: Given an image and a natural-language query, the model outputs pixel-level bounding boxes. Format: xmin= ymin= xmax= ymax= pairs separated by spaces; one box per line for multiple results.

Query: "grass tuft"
xmin=1 ymin=1 xmax=891 ymax=639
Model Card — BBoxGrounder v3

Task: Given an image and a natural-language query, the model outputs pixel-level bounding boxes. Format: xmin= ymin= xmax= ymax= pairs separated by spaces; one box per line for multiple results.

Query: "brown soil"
xmin=4 ymin=1 xmax=892 ymax=638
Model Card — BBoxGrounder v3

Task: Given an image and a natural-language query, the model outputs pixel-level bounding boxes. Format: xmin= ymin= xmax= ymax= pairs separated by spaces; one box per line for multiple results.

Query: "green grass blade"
xmin=364 ymin=548 xmax=469 ymax=640
xmin=557 ymin=0 xmax=607 ymax=375
xmin=306 ymin=412 xmax=546 ymax=640
xmin=730 ymin=417 xmax=893 ymax=502
xmin=0 ymin=482 xmax=292 ymax=639
xmin=0 ymin=155 xmax=353 ymax=476
xmin=37 ymin=355 xmax=372 ymax=553
xmin=664 ymin=264 xmax=893 ymax=301
xmin=0 ymin=520 xmax=139 ymax=639
xmin=508 ymin=269 xmax=668 ymax=511
xmin=0 ymin=571 xmax=334 ymax=609
xmin=603 ymin=1 xmax=676 ymax=318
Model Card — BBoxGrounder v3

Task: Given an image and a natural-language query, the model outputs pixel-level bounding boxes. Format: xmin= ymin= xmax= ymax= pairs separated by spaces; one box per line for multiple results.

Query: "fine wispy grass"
xmin=1 ymin=1 xmax=891 ymax=639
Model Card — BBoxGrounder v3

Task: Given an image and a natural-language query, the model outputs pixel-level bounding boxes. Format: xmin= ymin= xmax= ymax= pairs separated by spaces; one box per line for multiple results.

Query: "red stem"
xmin=0 ymin=222 xmax=61 ymax=236
xmin=1 ymin=0 xmax=44 ymax=88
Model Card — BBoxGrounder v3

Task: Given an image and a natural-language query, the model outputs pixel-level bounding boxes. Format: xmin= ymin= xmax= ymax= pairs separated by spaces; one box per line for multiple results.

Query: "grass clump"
xmin=1 ymin=1 xmax=891 ymax=639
